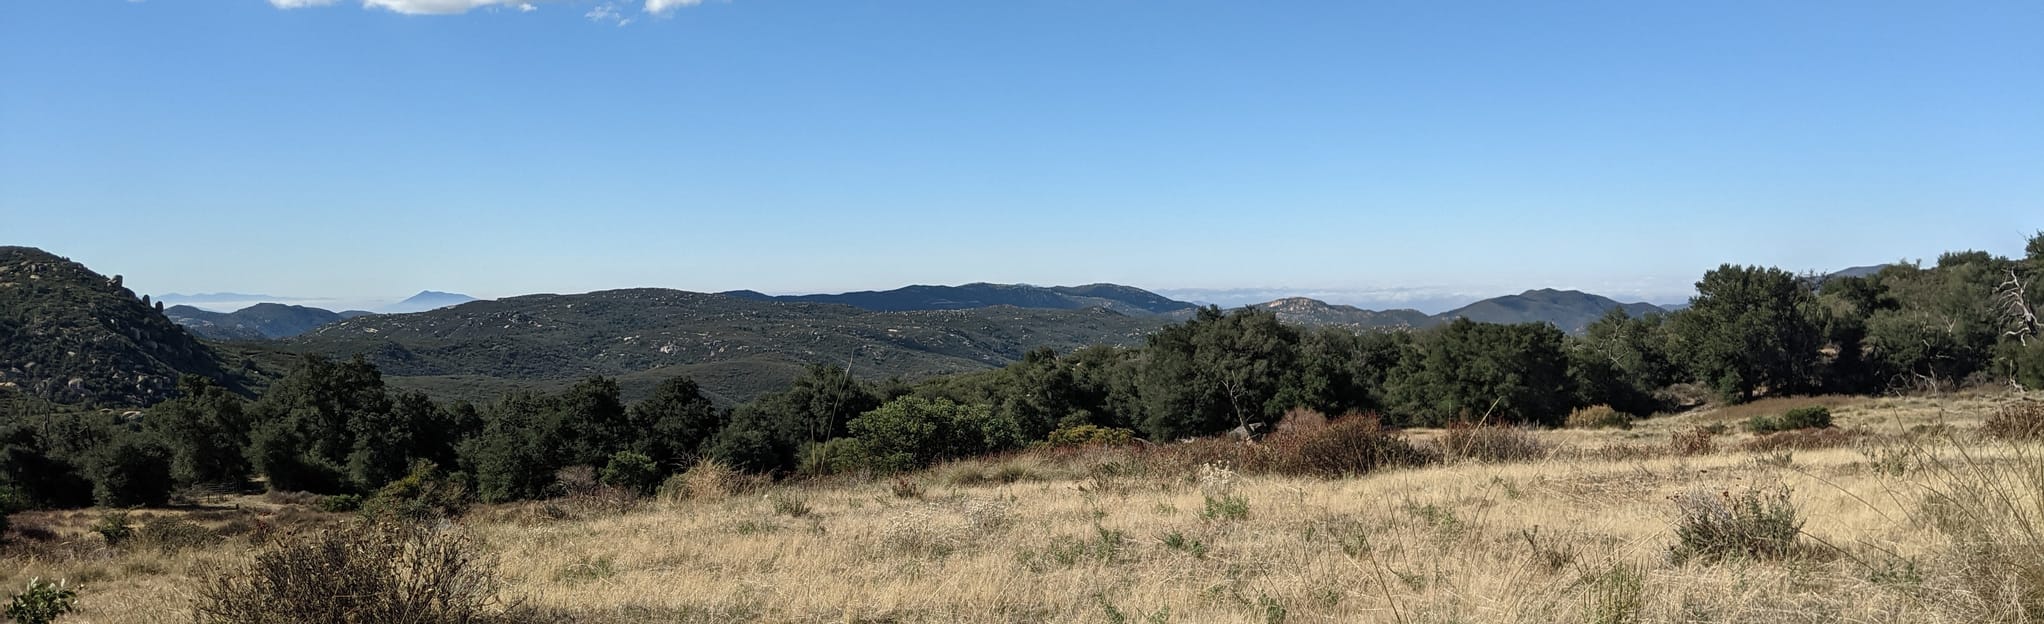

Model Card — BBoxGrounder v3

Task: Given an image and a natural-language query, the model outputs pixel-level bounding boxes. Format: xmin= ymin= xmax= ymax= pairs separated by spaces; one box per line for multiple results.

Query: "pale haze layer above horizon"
xmin=2 ymin=1 xmax=2038 ymax=314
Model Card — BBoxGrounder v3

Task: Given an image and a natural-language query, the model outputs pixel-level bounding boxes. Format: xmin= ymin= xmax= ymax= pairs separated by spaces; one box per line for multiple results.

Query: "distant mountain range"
xmin=152 ymin=279 xmax=1682 ymax=345
xmin=4 ymin=244 xmax=1800 ymax=407
xmin=159 ymin=290 xmax=478 ymax=316
xmin=723 ymin=283 xmax=1197 ymax=316
xmin=159 ymin=292 xmax=302 ymax=306
xmin=165 ymin=303 xmax=373 ymax=341
xmin=284 ymin=289 xmax=1165 ymax=405
xmin=1255 ymin=289 xmax=1666 ymax=334
xmin=161 ymin=291 xmax=476 ymax=340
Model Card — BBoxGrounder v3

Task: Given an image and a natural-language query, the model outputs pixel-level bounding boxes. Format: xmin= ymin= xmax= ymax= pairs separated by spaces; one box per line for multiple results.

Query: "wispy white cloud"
xmin=265 ymin=0 xmax=710 ymax=19
xmin=585 ymin=3 xmax=624 ymax=24
xmin=644 ymin=0 xmax=702 ymax=16
xmin=363 ymin=0 xmax=528 ymax=15
xmin=269 ymin=0 xmax=544 ymax=14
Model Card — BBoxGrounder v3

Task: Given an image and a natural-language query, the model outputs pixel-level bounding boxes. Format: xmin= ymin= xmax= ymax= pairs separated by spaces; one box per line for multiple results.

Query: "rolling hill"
xmin=1244 ymin=289 xmax=1666 ymax=334
xmin=1253 ymin=297 xmax=1435 ymax=331
xmin=166 ymin=302 xmax=356 ymax=340
xmin=0 ymin=246 xmax=245 ymax=406
xmin=1433 ymin=289 xmax=1666 ymax=334
xmin=283 ymin=288 xmax=1168 ymax=405
xmin=722 ymin=282 xmax=1198 ymax=316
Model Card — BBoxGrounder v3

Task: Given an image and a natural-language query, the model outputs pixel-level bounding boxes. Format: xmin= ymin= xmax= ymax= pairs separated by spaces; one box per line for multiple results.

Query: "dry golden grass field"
xmin=6 ymin=391 xmax=2044 ymax=623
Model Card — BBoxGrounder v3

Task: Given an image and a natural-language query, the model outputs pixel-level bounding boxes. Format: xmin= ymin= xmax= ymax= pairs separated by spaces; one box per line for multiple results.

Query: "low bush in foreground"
xmin=5 ymin=577 xmax=77 ymax=624
xmin=1670 ymin=484 xmax=1805 ymax=563
xmin=193 ymin=522 xmax=513 ymax=624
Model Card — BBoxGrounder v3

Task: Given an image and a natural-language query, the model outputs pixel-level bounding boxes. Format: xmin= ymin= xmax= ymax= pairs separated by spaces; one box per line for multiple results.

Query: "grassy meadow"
xmin=6 ymin=391 xmax=2042 ymax=623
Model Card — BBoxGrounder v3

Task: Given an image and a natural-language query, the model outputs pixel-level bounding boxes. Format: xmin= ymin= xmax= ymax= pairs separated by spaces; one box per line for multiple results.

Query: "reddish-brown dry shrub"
xmin=1984 ymin=400 xmax=2044 ymax=442
xmin=1671 ymin=426 xmax=1717 ymax=456
xmin=1274 ymin=408 xmax=1331 ymax=435
xmin=1263 ymin=415 xmax=1436 ymax=477
xmin=1134 ymin=438 xmax=1267 ymax=477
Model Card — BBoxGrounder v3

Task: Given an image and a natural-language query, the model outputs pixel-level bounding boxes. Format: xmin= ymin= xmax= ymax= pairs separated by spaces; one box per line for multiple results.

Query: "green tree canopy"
xmin=1138 ymin=306 xmax=1300 ymax=440
xmin=1385 ymin=319 xmax=1574 ymax=426
xmin=1671 ymin=265 xmax=1825 ymax=402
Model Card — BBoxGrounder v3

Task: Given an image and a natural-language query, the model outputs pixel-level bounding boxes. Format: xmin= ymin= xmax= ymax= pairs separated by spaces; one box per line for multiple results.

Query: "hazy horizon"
xmin=3 ymin=2 xmax=2037 ymax=307
xmin=143 ymin=262 xmax=1892 ymax=316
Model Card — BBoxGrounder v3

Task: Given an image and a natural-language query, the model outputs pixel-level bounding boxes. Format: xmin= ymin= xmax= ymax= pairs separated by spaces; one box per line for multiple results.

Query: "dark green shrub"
xmin=1045 ymin=424 xmax=1136 ymax=447
xmin=360 ymin=462 xmax=471 ymax=522
xmin=193 ymin=522 xmax=509 ymax=624
xmin=847 ymin=397 xmax=1023 ymax=473
xmin=0 ymin=486 xmax=20 ymax=540
xmin=1201 ymin=494 xmax=1250 ymax=522
xmin=1670 ymin=484 xmax=1806 ymax=563
xmin=0 ymin=425 xmax=95 ymax=509
xmin=796 ymin=438 xmax=869 ymax=477
xmin=88 ymin=436 xmax=174 ymax=507
xmin=1748 ymin=406 xmax=1833 ymax=434
xmin=598 ymin=451 xmax=659 ymax=496
xmin=5 ymin=577 xmax=77 ymax=624
xmin=91 ymin=510 xmax=133 ymax=547
xmin=318 ymin=494 xmax=363 ymax=513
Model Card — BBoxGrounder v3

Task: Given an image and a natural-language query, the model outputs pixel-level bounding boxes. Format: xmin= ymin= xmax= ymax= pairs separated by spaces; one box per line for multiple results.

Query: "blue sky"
xmin=2 ymin=1 xmax=2039 ymax=312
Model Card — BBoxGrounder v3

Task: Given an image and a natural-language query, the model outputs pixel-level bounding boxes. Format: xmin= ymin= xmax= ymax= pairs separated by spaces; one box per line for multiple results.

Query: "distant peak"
xmin=385 ymin=290 xmax=478 ymax=314
xmin=1263 ymin=297 xmax=1329 ymax=306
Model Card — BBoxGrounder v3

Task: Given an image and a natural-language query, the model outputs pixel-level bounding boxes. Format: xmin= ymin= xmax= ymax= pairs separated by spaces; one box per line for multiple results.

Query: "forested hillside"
xmin=280 ymin=289 xmax=1167 ymax=404
xmin=0 ymin=247 xmax=246 ymax=406
xmin=723 ymin=282 xmax=1198 ymax=316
